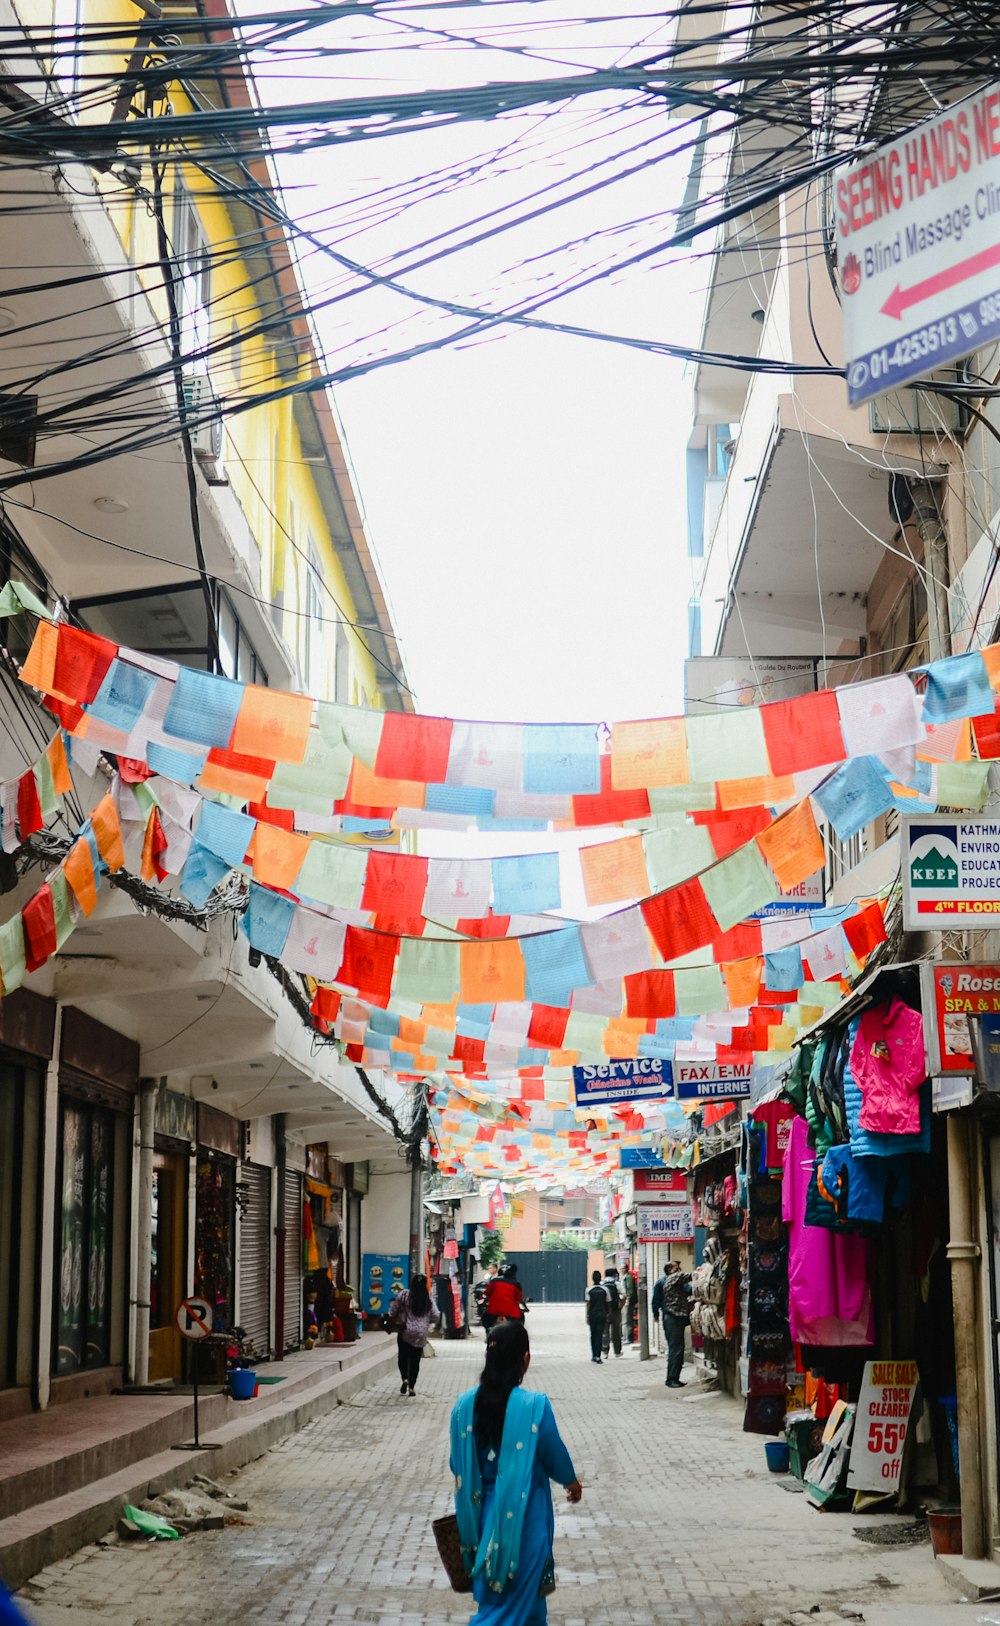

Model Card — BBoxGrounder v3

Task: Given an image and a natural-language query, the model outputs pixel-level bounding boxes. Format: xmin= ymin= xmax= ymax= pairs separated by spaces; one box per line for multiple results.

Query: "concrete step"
xmin=0 ymin=1337 xmax=397 ymax=1591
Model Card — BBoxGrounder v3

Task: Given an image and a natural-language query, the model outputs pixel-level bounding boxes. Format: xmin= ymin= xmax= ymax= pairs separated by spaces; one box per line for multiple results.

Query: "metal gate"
xmin=503 ymin=1250 xmax=588 ymax=1304
xmin=283 ymin=1170 xmax=303 ymax=1352
xmin=238 ymin=1162 xmax=271 ymax=1360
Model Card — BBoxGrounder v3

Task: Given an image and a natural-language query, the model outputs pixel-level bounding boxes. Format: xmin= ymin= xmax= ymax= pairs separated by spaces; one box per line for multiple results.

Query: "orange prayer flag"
xmin=47 ymin=732 xmax=73 ymax=796
xmin=982 ymin=644 xmax=1000 ymax=690
xmin=90 ymin=794 xmax=125 ymax=872
xmin=755 ymin=799 xmax=825 ymax=891
xmin=548 ymin=1049 xmax=579 ymax=1067
xmin=602 ymin=1021 xmax=640 ymax=1058
xmin=723 ymin=956 xmax=763 ymax=1009
xmin=200 ymin=746 xmax=276 ymax=803
xmin=231 ymin=685 xmax=311 ymax=765
xmin=459 ymin=938 xmax=526 ymax=1004
xmin=348 ymin=759 xmax=426 ymax=810
xmin=249 ymin=823 xmax=309 ymax=891
xmin=610 ymin=717 xmax=688 ymax=790
xmin=63 ymin=836 xmax=98 ymax=916
xmin=580 ymin=835 xmax=650 ymax=907
xmin=422 ymin=999 xmax=458 ymax=1029
xmin=19 ymin=621 xmax=58 ymax=693
xmin=718 ymin=773 xmax=796 ymax=811
xmin=398 ymin=1016 xmax=427 ymax=1048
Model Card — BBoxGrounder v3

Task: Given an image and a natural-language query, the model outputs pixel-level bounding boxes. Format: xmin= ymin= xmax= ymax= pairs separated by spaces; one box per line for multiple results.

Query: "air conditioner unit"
xmin=180 ymin=374 xmax=227 ymax=483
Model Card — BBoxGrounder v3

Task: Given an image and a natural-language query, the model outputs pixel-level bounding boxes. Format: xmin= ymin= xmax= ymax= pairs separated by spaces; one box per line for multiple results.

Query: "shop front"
xmin=280 ymin=1141 xmax=305 ymax=1354
xmin=148 ymin=1086 xmax=196 ymax=1384
xmin=736 ymin=963 xmax=956 ymax=1515
xmin=0 ymin=989 xmax=55 ymax=1413
xmin=194 ymin=1103 xmax=240 ymax=1343
xmin=54 ymin=1008 xmax=138 ymax=1396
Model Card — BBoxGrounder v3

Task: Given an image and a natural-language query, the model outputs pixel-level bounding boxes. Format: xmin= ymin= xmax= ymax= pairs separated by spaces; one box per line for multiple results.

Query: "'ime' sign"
xmin=836 ymin=82 xmax=1000 ymax=404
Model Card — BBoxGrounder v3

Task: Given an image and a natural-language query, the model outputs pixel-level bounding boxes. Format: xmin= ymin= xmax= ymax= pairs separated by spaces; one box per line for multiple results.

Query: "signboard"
xmin=620 ymin=1148 xmax=666 ymax=1169
xmin=573 ymin=1058 xmax=673 ymax=1107
xmin=903 ymin=817 xmax=1000 ymax=929
xmin=846 ymin=1360 xmax=919 ymax=1492
xmin=673 ymin=1061 xmax=754 ymax=1101
xmin=176 ymin=1296 xmax=213 ymax=1342
xmin=361 ymin=1253 xmax=408 ymax=1316
xmin=921 ymin=961 xmax=1000 ymax=1075
xmin=632 ymin=1168 xmax=689 ymax=1202
xmin=636 ymin=1205 xmax=694 ymax=1244
xmin=753 ymin=873 xmax=825 ymax=919
xmin=837 ymin=83 xmax=1000 ymax=405
xmin=684 ymin=656 xmax=818 ymax=713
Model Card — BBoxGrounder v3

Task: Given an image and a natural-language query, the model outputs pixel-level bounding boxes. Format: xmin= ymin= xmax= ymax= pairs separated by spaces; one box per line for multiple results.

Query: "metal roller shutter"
xmin=238 ymin=1163 xmax=271 ymax=1360
xmin=283 ymin=1170 xmax=303 ymax=1353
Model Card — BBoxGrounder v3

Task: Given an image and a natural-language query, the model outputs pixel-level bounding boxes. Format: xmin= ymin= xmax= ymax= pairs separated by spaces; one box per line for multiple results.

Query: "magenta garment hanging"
xmin=781 ymin=1114 xmax=874 ymax=1347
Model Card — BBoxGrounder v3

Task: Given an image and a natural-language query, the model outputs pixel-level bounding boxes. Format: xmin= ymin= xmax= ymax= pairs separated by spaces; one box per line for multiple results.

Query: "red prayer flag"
xmin=623 ymin=970 xmax=676 ymax=1019
xmin=16 ymin=770 xmax=43 ymax=838
xmin=361 ymin=851 xmax=429 ymax=917
xmin=23 ymin=883 xmax=57 ymax=971
xmin=842 ymin=901 xmax=887 ymax=962
xmin=527 ymin=1004 xmax=569 ymax=1049
xmin=572 ymin=755 xmax=651 ymax=827
xmin=696 ymin=806 xmax=772 ymax=859
xmin=761 ymin=689 xmax=845 ymax=777
xmin=641 ymin=878 xmax=715 ymax=963
xmin=337 ymin=925 xmax=398 ymax=999
xmin=457 ymin=914 xmax=512 ymax=939
xmin=52 ymin=624 xmax=116 ymax=704
xmin=375 ymin=713 xmax=453 ymax=784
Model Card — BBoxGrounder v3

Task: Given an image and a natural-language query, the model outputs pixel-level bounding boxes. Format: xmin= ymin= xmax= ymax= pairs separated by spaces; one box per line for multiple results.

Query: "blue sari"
xmin=450 ymin=1387 xmax=577 ymax=1626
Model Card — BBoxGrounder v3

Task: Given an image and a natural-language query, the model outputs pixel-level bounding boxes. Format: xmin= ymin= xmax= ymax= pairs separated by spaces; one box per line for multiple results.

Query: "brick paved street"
xmin=14 ymin=1307 xmax=965 ymax=1626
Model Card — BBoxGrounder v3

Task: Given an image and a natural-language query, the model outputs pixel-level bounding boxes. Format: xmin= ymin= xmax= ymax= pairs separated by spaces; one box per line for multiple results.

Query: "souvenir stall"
xmin=426 ymin=1201 xmax=469 ymax=1338
xmin=303 ymin=1147 xmax=357 ymax=1342
xmin=690 ymin=1149 xmax=742 ymax=1393
xmin=739 ymin=964 xmax=957 ymax=1509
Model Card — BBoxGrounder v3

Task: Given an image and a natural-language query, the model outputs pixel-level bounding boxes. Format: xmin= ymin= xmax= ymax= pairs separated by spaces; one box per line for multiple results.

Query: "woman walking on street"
xmin=450 ymin=1321 xmax=583 ymax=1626
xmin=392 ymin=1273 xmax=439 ymax=1395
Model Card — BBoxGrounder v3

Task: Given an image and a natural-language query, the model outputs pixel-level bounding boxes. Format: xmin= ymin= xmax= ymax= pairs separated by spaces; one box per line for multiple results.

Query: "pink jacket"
xmin=853 ymin=999 xmax=926 ymax=1136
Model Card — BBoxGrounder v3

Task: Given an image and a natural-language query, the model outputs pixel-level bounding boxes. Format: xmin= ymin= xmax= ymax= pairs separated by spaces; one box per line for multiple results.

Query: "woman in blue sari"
xmin=450 ymin=1321 xmax=582 ymax=1626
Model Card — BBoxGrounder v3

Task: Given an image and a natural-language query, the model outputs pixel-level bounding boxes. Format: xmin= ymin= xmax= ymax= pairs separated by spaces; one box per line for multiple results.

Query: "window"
xmin=706 ymin=423 xmax=736 ymax=480
xmin=54 ymin=1100 xmax=115 ymax=1374
xmin=174 ymin=183 xmax=211 ymax=373
xmin=215 ymin=591 xmax=267 ymax=686
xmin=75 ymin=582 xmax=266 ymax=685
xmin=303 ymin=544 xmax=326 ymax=698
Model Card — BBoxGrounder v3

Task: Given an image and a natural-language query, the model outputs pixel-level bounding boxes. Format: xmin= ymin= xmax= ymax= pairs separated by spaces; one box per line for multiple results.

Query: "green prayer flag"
xmin=673 ymin=965 xmax=726 ymax=1015
xmin=701 ymin=842 xmax=780 ymax=933
xmin=48 ymin=867 xmax=74 ymax=948
xmin=295 ymin=840 xmax=367 ymax=908
xmin=0 ymin=580 xmax=48 ymax=619
xmin=685 ymin=709 xmax=769 ymax=784
xmin=394 ymin=938 xmax=460 ymax=1003
xmin=643 ymin=822 xmax=715 ymax=892
xmin=0 ymin=913 xmax=26 ymax=993
xmin=34 ymin=757 xmax=59 ymax=822
xmin=935 ymin=760 xmax=990 ymax=810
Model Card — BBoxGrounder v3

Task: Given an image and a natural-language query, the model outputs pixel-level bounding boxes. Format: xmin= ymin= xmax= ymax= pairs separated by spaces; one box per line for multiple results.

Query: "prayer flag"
xmin=610 ymin=717 xmax=688 ymax=789
xmin=361 ymin=851 xmax=429 ymax=916
xmin=64 ymin=835 xmax=98 ymax=916
xmin=163 ymin=667 xmax=245 ymax=749
xmin=375 ymin=712 xmax=453 ymax=783
xmin=90 ymin=794 xmax=125 ymax=872
xmin=760 ymin=689 xmax=844 ymax=776
xmin=22 ymin=883 xmax=57 ymax=972
xmin=580 ymin=835 xmax=649 ymax=907
xmin=460 ymin=938 xmax=526 ymax=1004
xmin=756 ymin=799 xmax=826 ymax=890
xmin=231 ymin=685 xmax=311 ymax=763
xmin=492 ymin=852 xmax=561 ymax=915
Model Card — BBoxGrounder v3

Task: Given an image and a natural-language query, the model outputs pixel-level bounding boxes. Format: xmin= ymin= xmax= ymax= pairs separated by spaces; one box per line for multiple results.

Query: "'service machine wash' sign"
xmin=572 ymin=1058 xmax=673 ymax=1106
xmin=902 ymin=817 xmax=1000 ymax=928
xmin=837 ymin=83 xmax=1000 ymax=404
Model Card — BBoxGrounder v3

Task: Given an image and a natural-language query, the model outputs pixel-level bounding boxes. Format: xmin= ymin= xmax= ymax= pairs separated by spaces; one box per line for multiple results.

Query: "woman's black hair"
xmin=474 ymin=1320 xmax=529 ymax=1449
xmin=408 ymin=1273 xmax=431 ymax=1316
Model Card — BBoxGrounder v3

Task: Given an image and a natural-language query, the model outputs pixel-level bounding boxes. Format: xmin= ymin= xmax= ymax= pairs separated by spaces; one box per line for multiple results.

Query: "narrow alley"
xmin=13 ymin=1309 xmax=970 ymax=1626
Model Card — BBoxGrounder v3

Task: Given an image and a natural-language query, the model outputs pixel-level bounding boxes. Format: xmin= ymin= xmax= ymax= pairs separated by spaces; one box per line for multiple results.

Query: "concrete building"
xmin=0 ymin=0 xmax=415 ymax=1417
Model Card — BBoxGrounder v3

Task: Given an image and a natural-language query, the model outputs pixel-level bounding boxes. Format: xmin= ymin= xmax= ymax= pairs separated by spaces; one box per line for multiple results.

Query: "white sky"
xmin=252 ymin=2 xmax=702 ymax=723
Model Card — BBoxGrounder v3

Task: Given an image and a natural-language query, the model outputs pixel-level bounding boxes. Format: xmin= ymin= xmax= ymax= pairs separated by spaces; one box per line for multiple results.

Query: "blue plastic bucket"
xmin=765 ymin=1440 xmax=790 ymax=1473
xmin=228 ymin=1367 xmax=256 ymax=1401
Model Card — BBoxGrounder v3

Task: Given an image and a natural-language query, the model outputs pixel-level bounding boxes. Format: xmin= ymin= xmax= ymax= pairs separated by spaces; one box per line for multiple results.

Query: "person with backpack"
xmin=483 ymin=1263 xmax=528 ymax=1324
xmin=601 ymin=1268 xmax=623 ymax=1358
xmin=584 ymin=1270 xmax=608 ymax=1363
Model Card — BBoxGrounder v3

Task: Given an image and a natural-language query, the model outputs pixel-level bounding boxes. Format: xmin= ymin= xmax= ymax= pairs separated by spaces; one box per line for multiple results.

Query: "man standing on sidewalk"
xmin=601 ymin=1268 xmax=624 ymax=1359
xmin=585 ymin=1270 xmax=608 ymax=1363
xmin=661 ymin=1262 xmax=692 ymax=1388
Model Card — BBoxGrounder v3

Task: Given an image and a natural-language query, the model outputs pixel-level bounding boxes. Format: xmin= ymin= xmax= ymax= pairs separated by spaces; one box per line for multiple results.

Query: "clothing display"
xmin=782 ymin=1114 xmax=874 ymax=1348
xmin=852 ymin=999 xmax=925 ymax=1136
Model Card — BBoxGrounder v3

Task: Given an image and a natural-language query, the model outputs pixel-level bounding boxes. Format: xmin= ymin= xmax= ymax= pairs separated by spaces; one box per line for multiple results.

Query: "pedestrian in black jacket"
xmin=655 ymin=1262 xmax=691 ymax=1387
xmin=584 ymin=1271 xmax=608 ymax=1364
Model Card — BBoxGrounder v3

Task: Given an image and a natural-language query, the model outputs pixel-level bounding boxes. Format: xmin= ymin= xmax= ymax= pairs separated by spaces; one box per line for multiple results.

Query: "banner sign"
xmin=620 ymin=1148 xmax=666 ymax=1169
xmin=846 ymin=1360 xmax=919 ymax=1492
xmin=361 ymin=1253 xmax=408 ymax=1316
xmin=754 ymin=873 xmax=825 ymax=919
xmin=632 ymin=1168 xmax=689 ymax=1202
xmin=573 ymin=1058 xmax=673 ymax=1107
xmin=636 ymin=1205 xmax=695 ymax=1244
xmin=921 ymin=961 xmax=1000 ymax=1075
xmin=673 ymin=1061 xmax=754 ymax=1101
xmin=836 ymin=83 xmax=1000 ymax=405
xmin=903 ymin=817 xmax=1000 ymax=928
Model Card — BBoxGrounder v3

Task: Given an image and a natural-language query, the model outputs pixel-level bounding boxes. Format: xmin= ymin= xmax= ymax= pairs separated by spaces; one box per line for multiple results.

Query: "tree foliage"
xmin=541 ymin=1230 xmax=589 ymax=1252
xmin=478 ymin=1228 xmax=505 ymax=1268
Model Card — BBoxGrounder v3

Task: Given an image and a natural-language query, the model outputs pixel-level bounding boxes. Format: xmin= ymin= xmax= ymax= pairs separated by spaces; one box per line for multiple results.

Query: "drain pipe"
xmin=133 ymin=1078 xmax=158 ymax=1388
xmin=915 ymin=482 xmax=987 ymax=1560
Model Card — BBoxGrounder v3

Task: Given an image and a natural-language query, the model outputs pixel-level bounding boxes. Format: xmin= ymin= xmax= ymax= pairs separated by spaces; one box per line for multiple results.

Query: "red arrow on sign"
xmin=881 ymin=238 xmax=1000 ymax=319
